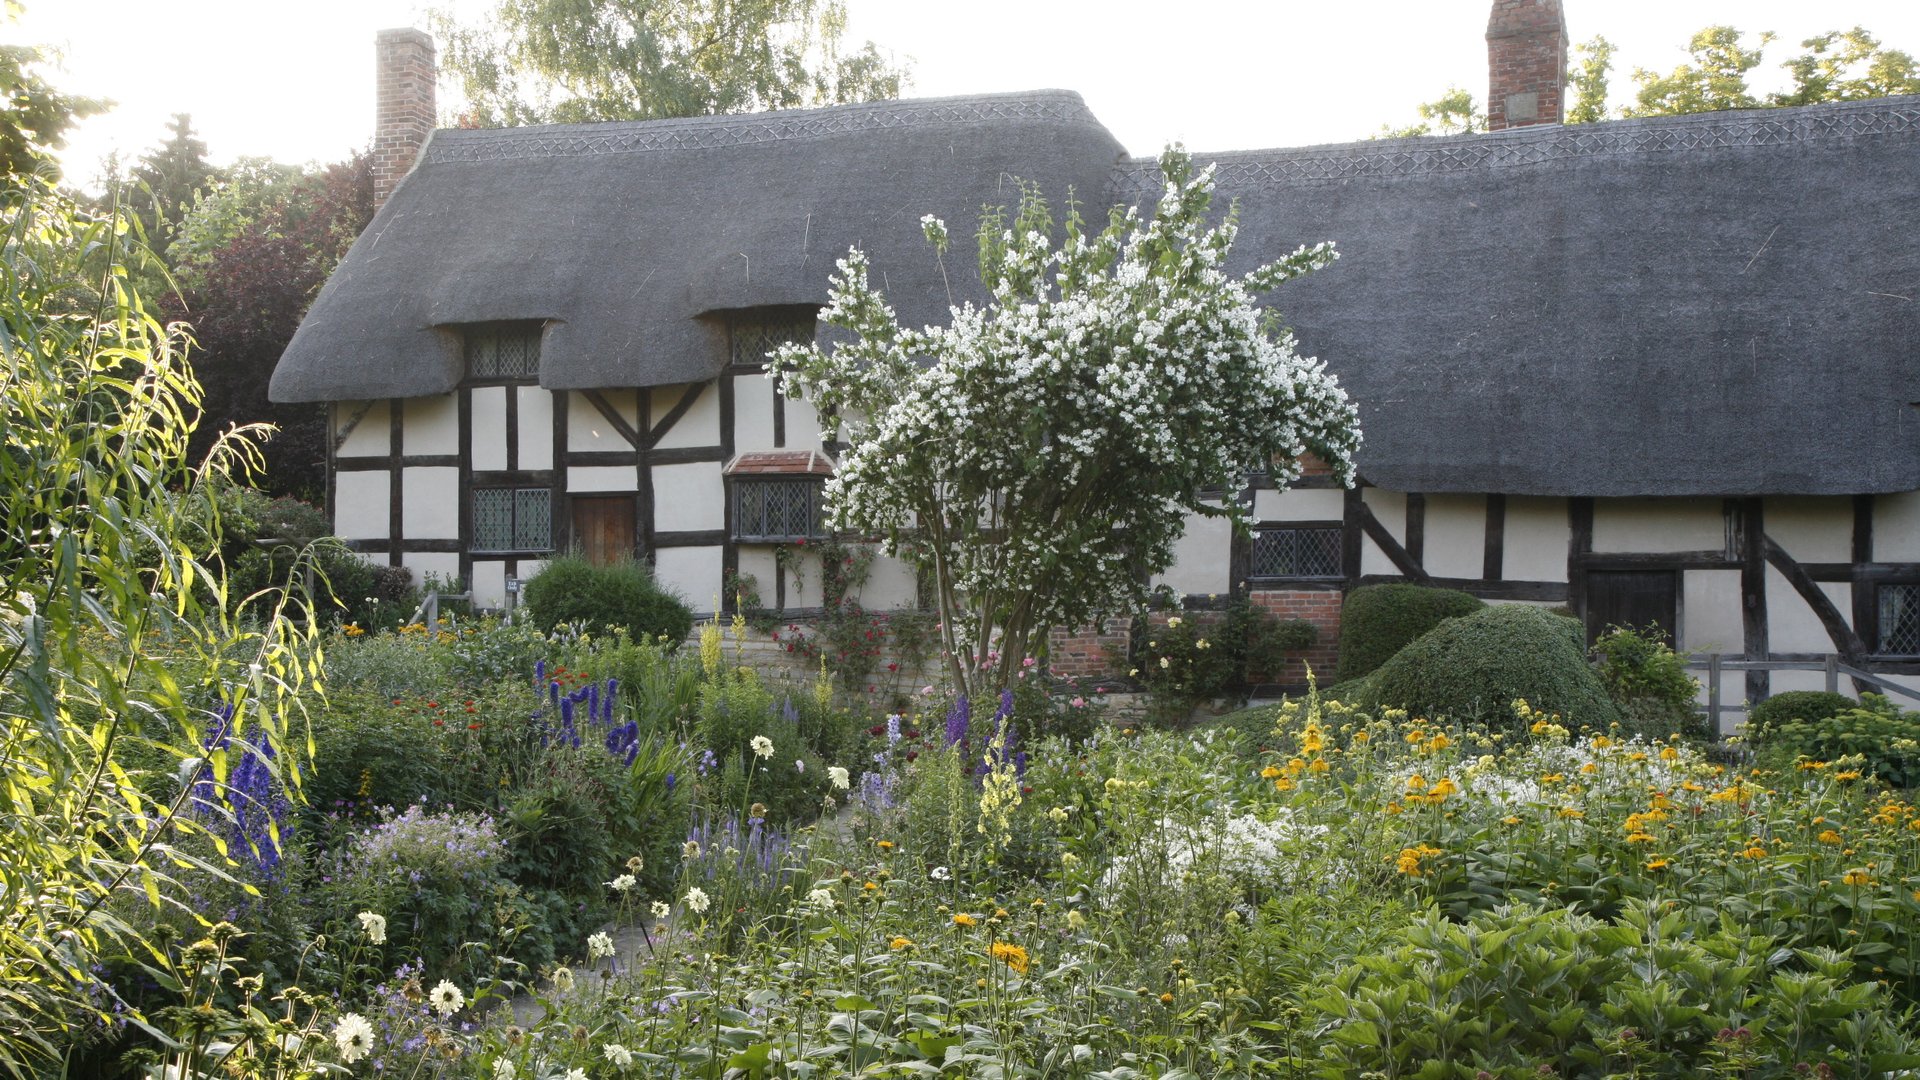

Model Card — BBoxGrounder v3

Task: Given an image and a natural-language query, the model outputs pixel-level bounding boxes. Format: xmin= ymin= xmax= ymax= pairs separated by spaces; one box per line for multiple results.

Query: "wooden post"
xmin=1706 ymin=653 xmax=1723 ymax=734
xmin=1824 ymin=653 xmax=1839 ymax=694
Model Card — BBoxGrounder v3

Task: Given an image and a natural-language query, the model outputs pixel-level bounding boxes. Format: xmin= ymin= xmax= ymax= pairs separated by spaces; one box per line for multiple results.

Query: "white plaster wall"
xmin=1764 ymin=496 xmax=1852 ymax=563
xmin=470 ymin=387 xmax=507 ymax=471
xmin=737 ymin=547 xmax=779 ymax=605
xmin=335 ymin=401 xmax=390 ymax=459
xmin=785 ymin=394 xmax=823 ymax=449
xmin=334 ymin=472 xmax=390 ymax=540
xmin=1364 ymin=488 xmax=1405 ymax=536
xmin=1158 ymin=508 xmax=1232 ymax=596
xmin=653 ymin=546 xmax=721 ymax=610
xmin=517 ymin=387 xmax=553 ymax=470
xmin=1504 ymin=497 xmax=1569 ymax=582
xmin=653 ymin=463 xmax=725 ymax=531
xmin=1680 ymin=569 xmax=1743 ymax=654
xmin=518 ymin=559 xmax=548 ymax=582
xmin=470 ymin=559 xmax=508 ymax=610
xmin=402 ymin=551 xmax=460 ymax=590
xmin=1876 ymin=492 xmax=1920 ymax=561
xmin=1592 ymin=497 xmax=1725 ymax=553
xmin=568 ymin=390 xmax=639 ymax=452
xmin=1255 ymin=487 xmax=1343 ymax=521
xmin=1360 ymin=533 xmax=1397 ymax=578
xmin=567 ymin=466 xmax=638 ymax=493
xmin=403 ymin=395 xmax=459 ymax=456
xmin=1701 ymin=668 xmax=1750 ymax=737
xmin=733 ymin=374 xmax=777 ymax=452
xmin=653 ymin=383 xmax=719 ymax=449
xmin=1423 ymin=494 xmax=1485 ymax=580
xmin=401 ymin=467 xmax=460 ymax=539
xmin=860 ymin=554 xmax=920 ymax=611
xmin=780 ymin=548 xmax=823 ymax=609
xmin=1765 ymin=567 xmax=1848 ymax=654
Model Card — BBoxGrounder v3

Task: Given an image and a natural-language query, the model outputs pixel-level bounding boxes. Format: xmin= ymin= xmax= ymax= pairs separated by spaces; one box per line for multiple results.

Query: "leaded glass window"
xmin=733 ymin=479 xmax=824 ymax=542
xmin=466 ymin=323 xmax=541 ymax=381
xmin=1251 ymin=526 xmax=1344 ymax=579
xmin=730 ymin=314 xmax=815 ymax=369
xmin=1879 ymin=583 xmax=1920 ymax=656
xmin=473 ymin=486 xmax=552 ymax=551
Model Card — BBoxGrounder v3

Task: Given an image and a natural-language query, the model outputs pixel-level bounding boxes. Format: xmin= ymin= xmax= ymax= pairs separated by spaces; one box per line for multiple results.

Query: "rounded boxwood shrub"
xmin=522 ymin=554 xmax=694 ymax=643
xmin=1363 ymin=604 xmax=1619 ymax=729
xmin=1334 ymin=583 xmax=1485 ymax=683
xmin=1745 ymin=689 xmax=1855 ymax=743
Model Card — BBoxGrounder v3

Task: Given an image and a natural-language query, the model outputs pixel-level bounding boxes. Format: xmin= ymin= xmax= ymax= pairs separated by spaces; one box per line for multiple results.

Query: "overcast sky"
xmin=13 ymin=1 xmax=1920 ymax=191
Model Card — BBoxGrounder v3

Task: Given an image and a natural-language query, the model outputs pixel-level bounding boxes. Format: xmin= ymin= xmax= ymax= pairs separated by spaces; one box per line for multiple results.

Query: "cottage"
xmin=272 ymin=3 xmax=1920 ymax=716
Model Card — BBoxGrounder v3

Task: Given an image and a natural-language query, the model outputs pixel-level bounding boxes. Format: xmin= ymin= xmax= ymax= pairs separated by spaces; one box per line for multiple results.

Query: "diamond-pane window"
xmin=730 ymin=314 xmax=815 ymax=369
xmin=473 ymin=486 xmax=552 ymax=552
xmin=1251 ymin=527 xmax=1343 ymax=579
xmin=466 ymin=323 xmax=541 ymax=380
xmin=733 ymin=479 xmax=824 ymax=541
xmin=1879 ymin=583 xmax=1920 ymax=656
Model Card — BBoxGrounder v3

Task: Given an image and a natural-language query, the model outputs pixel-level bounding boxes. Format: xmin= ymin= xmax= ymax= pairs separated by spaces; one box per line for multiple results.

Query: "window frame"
xmin=730 ymin=477 xmax=829 ymax=543
xmin=725 ymin=310 xmax=818 ymax=373
xmin=471 ymin=484 xmax=555 ymax=555
xmin=1247 ymin=521 xmax=1346 ymax=582
xmin=461 ymin=321 xmax=544 ymax=385
xmin=1870 ymin=578 xmax=1920 ymax=659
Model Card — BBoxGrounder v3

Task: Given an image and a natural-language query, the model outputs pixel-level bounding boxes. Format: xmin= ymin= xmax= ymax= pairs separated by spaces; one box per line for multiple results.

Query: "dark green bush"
xmin=1762 ymin=695 xmax=1920 ymax=788
xmin=1746 ymin=689 xmax=1857 ymax=743
xmin=1334 ymin=583 xmax=1484 ymax=682
xmin=301 ymin=685 xmax=449 ymax=814
xmin=1364 ymin=604 xmax=1619 ymax=729
xmin=1591 ymin=623 xmax=1706 ymax=740
xmin=1204 ymin=704 xmax=1284 ymax=758
xmin=1133 ymin=596 xmax=1319 ymax=725
xmin=522 ymin=554 xmax=694 ymax=642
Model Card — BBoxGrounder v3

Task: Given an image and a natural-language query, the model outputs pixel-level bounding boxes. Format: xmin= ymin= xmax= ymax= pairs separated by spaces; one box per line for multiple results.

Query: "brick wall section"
xmin=374 ymin=28 xmax=436 ymax=209
xmin=1249 ymin=589 xmax=1342 ymax=686
xmin=1485 ymin=0 xmax=1566 ymax=131
xmin=1297 ymin=452 xmax=1334 ymax=478
xmin=1047 ymin=617 xmax=1134 ymax=680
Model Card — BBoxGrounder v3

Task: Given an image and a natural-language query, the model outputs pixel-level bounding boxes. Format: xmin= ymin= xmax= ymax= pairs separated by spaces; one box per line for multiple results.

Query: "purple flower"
xmin=944 ymin=696 xmax=970 ymax=747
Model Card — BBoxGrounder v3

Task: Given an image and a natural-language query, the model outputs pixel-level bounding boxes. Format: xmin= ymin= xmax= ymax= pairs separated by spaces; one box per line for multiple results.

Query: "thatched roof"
xmin=270 ymin=91 xmax=1123 ymax=401
xmin=273 ymin=90 xmax=1920 ymax=497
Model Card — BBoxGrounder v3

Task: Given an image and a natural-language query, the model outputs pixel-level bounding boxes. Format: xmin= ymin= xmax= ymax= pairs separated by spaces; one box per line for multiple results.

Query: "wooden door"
xmin=571 ymin=496 xmax=636 ymax=567
xmin=1584 ymin=570 xmax=1679 ymax=645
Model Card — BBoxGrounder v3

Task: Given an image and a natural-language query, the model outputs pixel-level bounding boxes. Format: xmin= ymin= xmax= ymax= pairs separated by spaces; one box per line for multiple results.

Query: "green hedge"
xmin=1334 ymin=584 xmax=1485 ymax=683
xmin=1364 ymin=604 xmax=1619 ymax=729
xmin=1746 ymin=690 xmax=1855 ymax=743
xmin=1760 ymin=695 xmax=1920 ymax=787
xmin=522 ymin=554 xmax=694 ymax=643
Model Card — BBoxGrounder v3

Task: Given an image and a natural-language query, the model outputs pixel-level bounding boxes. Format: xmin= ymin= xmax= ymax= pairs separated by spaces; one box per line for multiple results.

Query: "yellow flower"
xmin=1627 ymin=752 xmax=1648 ymax=763
xmin=1353 ymin=730 xmax=1371 ymax=743
xmin=1066 ymin=909 xmax=1086 ymax=931
xmin=1579 ymin=763 xmax=1598 ymax=775
xmin=1558 ymin=808 xmax=1584 ymax=819
xmin=1428 ymin=777 xmax=1458 ymax=798
xmin=1626 ymin=832 xmax=1657 ymax=844
xmin=1502 ymin=815 xmax=1521 ymax=826
xmin=1384 ymin=801 xmax=1402 ymax=815
xmin=889 ymin=937 xmax=914 ymax=950
xmin=1406 ymin=774 xmax=1426 ymax=791
xmin=1427 ymin=733 xmax=1451 ymax=752
xmin=989 ymin=942 xmax=1030 ymax=974
xmin=1273 ymin=776 xmax=1295 ymax=792
xmin=1260 ymin=765 xmax=1283 ymax=779
xmin=1592 ymin=736 xmax=1613 ymax=749
xmin=1741 ymin=846 xmax=1769 ymax=859
xmin=1541 ymin=773 xmax=1565 ymax=785
xmin=1307 ymin=758 xmax=1330 ymax=773
xmin=1646 ymin=858 xmax=1671 ymax=871
xmin=876 ymin=840 xmax=895 ymax=850
xmin=1842 ymin=870 xmax=1872 ymax=887
xmin=1835 ymin=770 xmax=1862 ymax=782
xmin=953 ymin=913 xmax=977 ymax=928
xmin=1660 ymin=746 xmax=1680 ymax=761
xmin=1818 ymin=830 xmax=1843 ymax=845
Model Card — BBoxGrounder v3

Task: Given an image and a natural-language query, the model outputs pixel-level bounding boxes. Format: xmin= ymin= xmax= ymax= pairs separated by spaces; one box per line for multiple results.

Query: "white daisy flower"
xmin=356 ymin=911 xmax=386 ymax=944
xmin=428 ymin=979 xmax=464 ymax=1018
xmin=332 ymin=1013 xmax=374 ymax=1064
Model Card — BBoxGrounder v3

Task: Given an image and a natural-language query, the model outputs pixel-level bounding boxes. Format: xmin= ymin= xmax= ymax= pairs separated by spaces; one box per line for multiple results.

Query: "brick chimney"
xmin=373 ymin=28 xmax=436 ymax=209
xmin=1486 ymin=0 xmax=1567 ymax=130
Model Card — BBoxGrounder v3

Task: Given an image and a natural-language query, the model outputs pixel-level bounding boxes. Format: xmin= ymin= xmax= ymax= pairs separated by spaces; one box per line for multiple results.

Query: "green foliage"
xmin=1377 ymin=86 xmax=1483 ymax=138
xmin=1762 ymin=695 xmax=1920 ymax=788
xmin=1334 ymin=583 xmax=1485 ymax=683
xmin=0 ymin=38 xmax=104 ymax=184
xmin=1628 ymin=26 xmax=1773 ymax=116
xmin=124 ymin=113 xmax=215 ymax=260
xmin=0 ymin=178 xmax=316 ymax=1068
xmin=1364 ymin=604 xmax=1620 ymax=729
xmin=1311 ymin=903 xmax=1919 ymax=1077
xmin=301 ymin=686 xmax=447 ymax=812
xmin=1566 ymin=35 xmax=1617 ymax=123
xmin=1774 ymin=27 xmax=1920 ymax=105
xmin=1591 ymin=623 xmax=1704 ymax=740
xmin=521 ymin=553 xmax=695 ymax=643
xmin=696 ymin=673 xmax=828 ymax=824
xmin=1133 ymin=599 xmax=1316 ymax=724
xmin=431 ymin=0 xmax=909 ymax=127
xmin=1745 ymin=689 xmax=1857 ymax=743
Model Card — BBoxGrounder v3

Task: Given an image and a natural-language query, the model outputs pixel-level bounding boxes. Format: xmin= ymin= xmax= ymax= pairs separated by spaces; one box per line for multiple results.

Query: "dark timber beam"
xmin=1740 ymin=498 xmax=1769 ymax=703
xmin=1764 ymin=534 xmax=1871 ymax=671
xmin=582 ymin=389 xmax=643 ymax=449
xmin=647 ymin=384 xmax=707 ymax=449
xmin=1405 ymin=493 xmax=1426 ymax=567
xmin=1567 ymin=498 xmax=1594 ymax=620
xmin=1356 ymin=501 xmax=1430 ymax=583
xmin=1482 ymin=493 xmax=1505 ymax=581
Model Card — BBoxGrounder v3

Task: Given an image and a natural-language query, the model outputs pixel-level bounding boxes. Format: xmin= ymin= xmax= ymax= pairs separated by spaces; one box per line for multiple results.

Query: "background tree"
xmin=773 ymin=150 xmax=1361 ymax=703
xmin=1565 ymin=35 xmax=1615 ymax=123
xmin=125 ymin=112 xmax=215 ymax=259
xmin=0 ymin=31 xmax=103 ymax=184
xmin=431 ymin=0 xmax=909 ymax=126
xmin=1772 ymin=27 xmax=1920 ymax=105
xmin=1625 ymin=26 xmax=1773 ymax=116
xmin=163 ymin=155 xmax=376 ymax=500
xmin=1378 ymin=86 xmax=1483 ymax=138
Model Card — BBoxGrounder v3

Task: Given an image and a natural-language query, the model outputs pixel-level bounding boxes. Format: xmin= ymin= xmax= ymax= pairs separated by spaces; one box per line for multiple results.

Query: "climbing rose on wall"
xmin=771 ymin=146 xmax=1361 ymax=701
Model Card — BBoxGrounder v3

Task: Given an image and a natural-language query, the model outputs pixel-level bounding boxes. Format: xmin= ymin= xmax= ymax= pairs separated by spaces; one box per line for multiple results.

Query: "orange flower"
xmin=989 ymin=942 xmax=1030 ymax=974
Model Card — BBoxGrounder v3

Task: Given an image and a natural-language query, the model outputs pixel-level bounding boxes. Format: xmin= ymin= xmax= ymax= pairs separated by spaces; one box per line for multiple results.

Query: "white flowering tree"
xmin=771 ymin=148 xmax=1361 ymax=703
